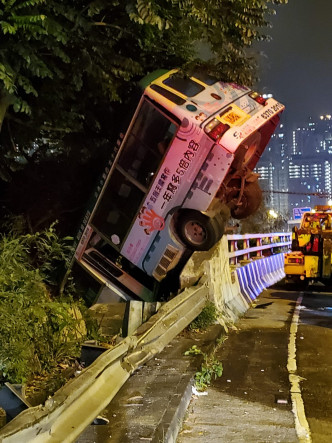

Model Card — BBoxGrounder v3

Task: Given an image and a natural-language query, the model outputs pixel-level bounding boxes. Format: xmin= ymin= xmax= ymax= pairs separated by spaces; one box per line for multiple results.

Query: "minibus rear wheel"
xmin=177 ymin=210 xmax=224 ymax=251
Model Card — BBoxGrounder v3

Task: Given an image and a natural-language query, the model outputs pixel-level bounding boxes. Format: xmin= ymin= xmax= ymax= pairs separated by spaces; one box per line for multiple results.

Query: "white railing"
xmin=227 ymin=232 xmax=292 ymax=265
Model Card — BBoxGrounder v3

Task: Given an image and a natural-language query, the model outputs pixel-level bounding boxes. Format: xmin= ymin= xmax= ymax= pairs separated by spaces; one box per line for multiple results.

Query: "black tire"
xmin=176 ymin=210 xmax=224 ymax=251
xmin=231 ymin=181 xmax=262 ymax=220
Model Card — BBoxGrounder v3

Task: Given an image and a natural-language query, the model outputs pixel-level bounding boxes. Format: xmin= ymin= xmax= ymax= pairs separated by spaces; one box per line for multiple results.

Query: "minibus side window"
xmin=91 ymin=168 xmax=145 ymax=245
xmin=117 ymin=100 xmax=177 ymax=186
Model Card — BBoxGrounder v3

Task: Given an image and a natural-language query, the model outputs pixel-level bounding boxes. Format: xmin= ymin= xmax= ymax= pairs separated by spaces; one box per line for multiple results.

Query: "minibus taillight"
xmin=205 ymin=119 xmax=230 ymax=141
xmin=255 ymin=96 xmax=266 ymax=105
xmin=249 ymin=92 xmax=266 ymax=106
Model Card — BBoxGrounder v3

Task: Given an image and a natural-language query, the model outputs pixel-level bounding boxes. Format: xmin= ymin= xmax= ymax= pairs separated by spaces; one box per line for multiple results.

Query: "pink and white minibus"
xmin=72 ymin=69 xmax=284 ymax=302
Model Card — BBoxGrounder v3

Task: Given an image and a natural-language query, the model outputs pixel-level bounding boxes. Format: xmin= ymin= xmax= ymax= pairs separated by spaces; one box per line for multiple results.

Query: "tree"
xmin=0 ymin=0 xmax=141 ymax=180
xmin=239 ymin=198 xmax=288 ymax=234
xmin=0 ymin=0 xmax=288 ymax=231
xmin=0 ymin=0 xmax=287 ymax=175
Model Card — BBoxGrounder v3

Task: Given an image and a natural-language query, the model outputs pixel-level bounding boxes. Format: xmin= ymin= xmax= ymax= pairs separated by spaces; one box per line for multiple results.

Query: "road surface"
xmin=177 ymin=286 xmax=332 ymax=443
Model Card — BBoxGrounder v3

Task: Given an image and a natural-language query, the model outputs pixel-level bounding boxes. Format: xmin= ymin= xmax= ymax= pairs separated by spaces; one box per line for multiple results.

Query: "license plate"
xmin=218 ymin=105 xmax=250 ymax=127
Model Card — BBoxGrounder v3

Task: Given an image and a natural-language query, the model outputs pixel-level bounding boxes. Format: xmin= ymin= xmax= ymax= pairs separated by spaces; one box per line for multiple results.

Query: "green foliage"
xmin=0 ymin=0 xmax=288 ymax=180
xmin=184 ymin=344 xmax=202 ymax=356
xmin=1 ymin=216 xmax=73 ymax=283
xmin=0 ymin=223 xmax=86 ymax=383
xmin=239 ymin=199 xmax=288 ymax=233
xmin=185 ymin=345 xmax=223 ymax=391
xmin=194 ymin=357 xmax=223 ymax=391
xmin=189 ymin=302 xmax=218 ymax=330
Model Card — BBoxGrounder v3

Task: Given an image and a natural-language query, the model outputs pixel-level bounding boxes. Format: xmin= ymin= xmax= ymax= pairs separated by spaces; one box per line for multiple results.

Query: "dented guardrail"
xmin=0 ymin=284 xmax=209 ymax=443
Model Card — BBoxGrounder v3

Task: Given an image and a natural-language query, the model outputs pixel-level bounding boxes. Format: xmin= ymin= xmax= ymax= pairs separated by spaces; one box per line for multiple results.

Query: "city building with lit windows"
xmin=256 ymin=122 xmax=289 ymax=215
xmin=256 ymin=115 xmax=332 ymax=217
xmin=288 ymin=115 xmax=332 ymax=211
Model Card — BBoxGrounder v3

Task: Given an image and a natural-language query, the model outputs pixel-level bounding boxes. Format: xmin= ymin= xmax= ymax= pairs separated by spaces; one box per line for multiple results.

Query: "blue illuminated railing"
xmin=227 ymin=232 xmax=292 ymax=265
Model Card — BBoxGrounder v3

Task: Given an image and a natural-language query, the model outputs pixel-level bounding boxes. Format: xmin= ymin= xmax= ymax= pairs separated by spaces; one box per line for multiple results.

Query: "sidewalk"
xmin=77 ymin=288 xmax=298 ymax=443
xmin=177 ymin=289 xmax=298 ymax=443
xmin=77 ymin=321 xmax=223 ymax=443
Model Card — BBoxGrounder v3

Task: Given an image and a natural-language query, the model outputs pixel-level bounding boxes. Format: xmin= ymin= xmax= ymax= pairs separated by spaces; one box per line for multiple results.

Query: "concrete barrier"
xmin=185 ymin=234 xmax=289 ymax=321
xmin=236 ymin=264 xmax=257 ymax=303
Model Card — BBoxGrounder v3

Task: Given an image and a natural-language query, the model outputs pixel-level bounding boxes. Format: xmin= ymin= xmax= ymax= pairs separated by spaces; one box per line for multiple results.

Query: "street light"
xmin=268 ymin=209 xmax=278 ymax=219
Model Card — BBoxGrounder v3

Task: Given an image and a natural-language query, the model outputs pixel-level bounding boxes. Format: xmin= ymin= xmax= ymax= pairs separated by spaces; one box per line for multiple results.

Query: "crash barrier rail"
xmin=0 ymin=232 xmax=291 ymax=442
xmin=227 ymin=232 xmax=291 ymax=265
xmin=0 ymin=285 xmax=209 ymax=442
xmin=227 ymin=232 xmax=291 ymax=303
xmin=178 ymin=232 xmax=292 ymax=331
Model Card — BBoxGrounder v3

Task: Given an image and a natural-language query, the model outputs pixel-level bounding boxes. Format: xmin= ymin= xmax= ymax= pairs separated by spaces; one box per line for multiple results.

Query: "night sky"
xmin=255 ymin=0 xmax=332 ymax=127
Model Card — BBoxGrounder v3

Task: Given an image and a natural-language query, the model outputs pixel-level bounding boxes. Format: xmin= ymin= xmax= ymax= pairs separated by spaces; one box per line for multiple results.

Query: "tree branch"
xmin=92 ymin=21 xmax=133 ymax=34
xmin=0 ymin=91 xmax=14 ymax=134
xmin=5 ymin=113 xmax=71 ymax=133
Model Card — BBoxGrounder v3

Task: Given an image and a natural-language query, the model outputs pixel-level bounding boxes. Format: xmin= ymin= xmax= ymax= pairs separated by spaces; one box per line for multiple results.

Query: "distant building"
xmin=256 ymin=115 xmax=332 ymax=217
xmin=256 ymin=122 xmax=289 ymax=215
xmin=288 ymin=115 xmax=332 ymax=211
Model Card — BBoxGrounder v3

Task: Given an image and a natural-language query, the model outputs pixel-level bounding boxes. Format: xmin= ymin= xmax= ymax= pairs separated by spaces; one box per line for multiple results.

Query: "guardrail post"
xmin=122 ymin=301 xmax=143 ymax=337
xmin=256 ymin=238 xmax=262 ymax=258
xmin=0 ymin=408 xmax=6 ymax=429
xmin=243 ymin=238 xmax=250 ymax=261
xmin=229 ymin=239 xmax=238 ymax=265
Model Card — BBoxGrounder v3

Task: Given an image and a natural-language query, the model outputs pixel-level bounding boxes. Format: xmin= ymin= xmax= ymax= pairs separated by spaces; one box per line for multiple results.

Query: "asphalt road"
xmin=177 ymin=286 xmax=332 ymax=443
xmin=75 ymin=285 xmax=332 ymax=443
xmin=297 ymin=290 xmax=332 ymax=443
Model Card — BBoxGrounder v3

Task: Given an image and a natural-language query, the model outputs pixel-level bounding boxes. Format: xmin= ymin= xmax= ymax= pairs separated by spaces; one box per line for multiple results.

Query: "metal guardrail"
xmin=227 ymin=232 xmax=292 ymax=264
xmin=0 ymin=231 xmax=291 ymax=442
xmin=0 ymin=284 xmax=209 ymax=443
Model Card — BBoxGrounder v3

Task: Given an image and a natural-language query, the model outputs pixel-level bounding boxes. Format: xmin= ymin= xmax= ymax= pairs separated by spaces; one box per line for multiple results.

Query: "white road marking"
xmin=287 ymin=294 xmax=311 ymax=442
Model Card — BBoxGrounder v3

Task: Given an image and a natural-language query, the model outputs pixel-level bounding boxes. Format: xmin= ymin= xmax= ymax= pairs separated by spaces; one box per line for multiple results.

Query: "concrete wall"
xmin=181 ymin=235 xmax=286 ymax=328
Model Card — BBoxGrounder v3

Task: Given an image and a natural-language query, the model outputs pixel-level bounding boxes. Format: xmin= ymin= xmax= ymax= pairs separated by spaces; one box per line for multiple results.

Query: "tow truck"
xmin=285 ymin=206 xmax=332 ymax=284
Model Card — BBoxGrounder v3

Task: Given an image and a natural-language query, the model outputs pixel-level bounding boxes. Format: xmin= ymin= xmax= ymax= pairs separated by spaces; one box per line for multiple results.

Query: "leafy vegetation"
xmin=189 ymin=301 xmax=219 ymax=331
xmin=184 ymin=344 xmax=223 ymax=391
xmin=0 ymin=0 xmax=288 ymax=180
xmin=239 ymin=200 xmax=288 ymax=233
xmin=0 ymin=221 xmax=88 ymax=384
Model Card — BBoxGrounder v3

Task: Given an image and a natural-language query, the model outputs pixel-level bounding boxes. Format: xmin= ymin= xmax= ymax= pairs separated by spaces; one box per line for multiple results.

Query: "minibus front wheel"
xmin=176 ymin=210 xmax=224 ymax=251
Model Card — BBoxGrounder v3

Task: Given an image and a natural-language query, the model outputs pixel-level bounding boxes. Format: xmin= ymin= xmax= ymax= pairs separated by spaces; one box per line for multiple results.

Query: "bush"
xmin=0 ymin=224 xmax=86 ymax=383
xmin=189 ymin=302 xmax=218 ymax=331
